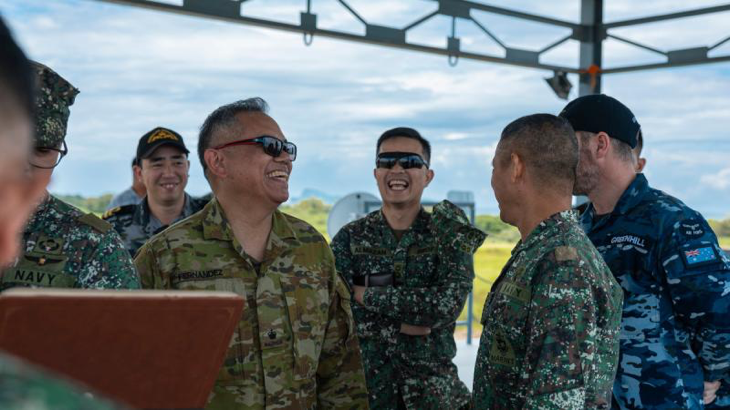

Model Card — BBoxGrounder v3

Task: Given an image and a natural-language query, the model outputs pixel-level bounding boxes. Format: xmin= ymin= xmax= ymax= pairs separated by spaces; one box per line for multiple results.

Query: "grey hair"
xmin=198 ymin=97 xmax=269 ymax=174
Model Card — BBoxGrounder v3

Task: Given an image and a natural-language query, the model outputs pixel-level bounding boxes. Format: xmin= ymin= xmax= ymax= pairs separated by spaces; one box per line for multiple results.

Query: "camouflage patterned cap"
xmin=32 ymin=62 xmax=79 ymax=147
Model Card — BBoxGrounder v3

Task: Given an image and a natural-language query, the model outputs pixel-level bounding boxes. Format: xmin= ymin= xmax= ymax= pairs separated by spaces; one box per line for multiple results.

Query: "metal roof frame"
xmin=93 ymin=0 xmax=730 ymax=96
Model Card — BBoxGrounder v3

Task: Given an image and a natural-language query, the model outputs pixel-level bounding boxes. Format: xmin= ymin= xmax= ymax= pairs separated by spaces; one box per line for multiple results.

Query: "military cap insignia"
xmin=31 ymin=61 xmax=79 ymax=148
xmin=147 ymin=128 xmax=179 ymax=143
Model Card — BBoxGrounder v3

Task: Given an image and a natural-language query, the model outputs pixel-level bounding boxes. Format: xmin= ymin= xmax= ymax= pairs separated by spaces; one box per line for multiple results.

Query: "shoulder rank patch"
xmin=555 ymin=246 xmax=578 ymax=262
xmin=78 ymin=213 xmax=112 ymax=233
xmin=101 ymin=204 xmax=136 ymax=220
xmin=682 ymin=246 xmax=718 ymax=267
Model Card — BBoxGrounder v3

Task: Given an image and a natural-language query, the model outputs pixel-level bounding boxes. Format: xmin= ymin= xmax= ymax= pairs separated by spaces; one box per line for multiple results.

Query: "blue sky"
xmin=2 ymin=0 xmax=730 ymax=216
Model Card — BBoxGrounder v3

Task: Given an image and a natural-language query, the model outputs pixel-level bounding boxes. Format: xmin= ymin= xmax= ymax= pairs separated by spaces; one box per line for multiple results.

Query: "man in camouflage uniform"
xmin=0 ymin=62 xmax=139 ymax=291
xmin=134 ymin=98 xmax=368 ymax=409
xmin=561 ymin=94 xmax=730 ymax=409
xmin=103 ymin=127 xmax=206 ymax=256
xmin=331 ymin=127 xmax=486 ymax=409
xmin=473 ymin=114 xmax=623 ymax=409
xmin=0 ymin=20 xmax=128 ymax=410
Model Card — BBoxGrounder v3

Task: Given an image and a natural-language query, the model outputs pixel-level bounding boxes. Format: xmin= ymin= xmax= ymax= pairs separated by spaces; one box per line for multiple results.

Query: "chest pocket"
xmin=2 ymin=252 xmax=75 ymax=289
xmin=172 ymin=276 xmax=256 ymax=383
xmin=280 ymin=271 xmax=329 ymax=380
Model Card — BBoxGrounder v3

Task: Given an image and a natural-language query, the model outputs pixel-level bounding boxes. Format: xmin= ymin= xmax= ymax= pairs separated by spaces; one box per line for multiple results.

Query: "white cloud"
xmin=2 ymin=0 xmax=730 ymax=217
xmin=701 ymin=168 xmax=730 ymax=190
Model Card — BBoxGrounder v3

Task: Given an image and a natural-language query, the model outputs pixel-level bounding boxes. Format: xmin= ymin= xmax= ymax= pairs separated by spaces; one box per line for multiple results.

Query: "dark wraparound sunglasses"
xmin=213 ymin=136 xmax=297 ymax=161
xmin=376 ymin=152 xmax=428 ymax=169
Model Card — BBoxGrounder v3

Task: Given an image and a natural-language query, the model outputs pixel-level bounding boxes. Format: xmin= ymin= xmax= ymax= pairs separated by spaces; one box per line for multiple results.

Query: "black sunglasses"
xmin=213 ymin=136 xmax=297 ymax=161
xmin=376 ymin=152 xmax=428 ymax=169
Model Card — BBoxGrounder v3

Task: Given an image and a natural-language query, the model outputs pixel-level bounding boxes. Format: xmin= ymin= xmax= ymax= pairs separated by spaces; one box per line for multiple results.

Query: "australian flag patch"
xmin=683 ymin=246 xmax=718 ymax=267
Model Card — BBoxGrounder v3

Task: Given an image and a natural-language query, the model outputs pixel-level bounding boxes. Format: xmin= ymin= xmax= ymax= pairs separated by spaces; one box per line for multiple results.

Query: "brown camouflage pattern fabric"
xmin=134 ymin=198 xmax=369 ymax=409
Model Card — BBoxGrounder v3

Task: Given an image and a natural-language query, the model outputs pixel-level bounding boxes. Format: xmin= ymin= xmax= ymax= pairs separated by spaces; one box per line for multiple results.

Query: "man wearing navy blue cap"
xmin=560 ymin=94 xmax=730 ymax=409
xmin=103 ymin=127 xmax=206 ymax=256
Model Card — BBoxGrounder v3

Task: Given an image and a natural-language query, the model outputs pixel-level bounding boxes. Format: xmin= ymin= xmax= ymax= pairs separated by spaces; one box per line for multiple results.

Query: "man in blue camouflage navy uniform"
xmin=331 ymin=127 xmax=486 ymax=409
xmin=560 ymin=94 xmax=730 ymax=409
xmin=0 ymin=62 xmax=139 ymax=291
xmin=103 ymin=127 xmax=207 ymax=256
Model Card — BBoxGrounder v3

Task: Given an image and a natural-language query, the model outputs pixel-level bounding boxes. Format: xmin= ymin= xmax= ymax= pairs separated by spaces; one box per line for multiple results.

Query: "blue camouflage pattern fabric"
xmin=331 ymin=200 xmax=486 ymax=410
xmin=0 ymin=351 xmax=125 ymax=409
xmin=473 ymin=210 xmax=623 ymax=409
xmin=580 ymin=173 xmax=730 ymax=409
xmin=134 ymin=198 xmax=368 ymax=409
xmin=103 ymin=193 xmax=207 ymax=257
xmin=0 ymin=195 xmax=140 ymax=291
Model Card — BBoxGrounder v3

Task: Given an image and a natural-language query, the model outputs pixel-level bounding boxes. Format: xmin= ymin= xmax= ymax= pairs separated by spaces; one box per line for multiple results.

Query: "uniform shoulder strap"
xmin=78 ymin=213 xmax=112 ymax=233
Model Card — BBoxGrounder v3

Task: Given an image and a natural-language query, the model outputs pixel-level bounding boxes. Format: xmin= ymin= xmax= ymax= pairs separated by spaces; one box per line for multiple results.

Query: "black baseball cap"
xmin=136 ymin=126 xmax=189 ymax=162
xmin=559 ymin=94 xmax=641 ymax=148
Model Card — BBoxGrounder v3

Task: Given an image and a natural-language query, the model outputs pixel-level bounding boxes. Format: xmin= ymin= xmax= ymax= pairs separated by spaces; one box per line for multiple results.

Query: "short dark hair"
xmin=376 ymin=127 xmax=431 ymax=163
xmin=498 ymin=114 xmax=578 ymax=193
xmin=634 ymin=130 xmax=643 ymax=156
xmin=198 ymin=97 xmax=269 ymax=175
xmin=0 ymin=18 xmax=34 ymax=119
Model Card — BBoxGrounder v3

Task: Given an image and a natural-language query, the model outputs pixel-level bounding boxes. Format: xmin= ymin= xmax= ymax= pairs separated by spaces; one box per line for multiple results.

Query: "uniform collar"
xmin=135 ymin=193 xmax=195 ymax=226
xmin=515 ymin=210 xmax=578 ymax=255
xmin=26 ymin=194 xmax=55 ymax=228
xmin=372 ymin=207 xmax=430 ymax=239
xmin=202 ymin=198 xmax=299 ymax=255
xmin=580 ymin=174 xmax=649 ymax=228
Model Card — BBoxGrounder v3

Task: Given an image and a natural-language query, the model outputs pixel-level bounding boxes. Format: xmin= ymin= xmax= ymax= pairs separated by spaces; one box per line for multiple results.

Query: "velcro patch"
xmin=78 ymin=213 xmax=112 ymax=233
xmin=682 ymin=246 xmax=718 ymax=267
xmin=351 ymin=245 xmax=391 ymax=257
xmin=555 ymin=246 xmax=578 ymax=262
xmin=499 ymin=281 xmax=530 ymax=304
xmin=679 ymin=219 xmax=705 ymax=240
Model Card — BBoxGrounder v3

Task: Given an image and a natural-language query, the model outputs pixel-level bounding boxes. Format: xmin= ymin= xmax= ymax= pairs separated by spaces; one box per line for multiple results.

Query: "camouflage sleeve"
xmin=660 ymin=216 xmax=730 ymax=382
xmin=361 ymin=246 xmax=473 ymax=328
xmin=133 ymin=243 xmax=163 ymax=289
xmin=331 ymin=228 xmax=396 ymax=337
xmin=83 ymin=231 xmax=140 ymax=289
xmin=316 ymin=246 xmax=369 ymax=409
xmin=523 ymin=252 xmax=593 ymax=409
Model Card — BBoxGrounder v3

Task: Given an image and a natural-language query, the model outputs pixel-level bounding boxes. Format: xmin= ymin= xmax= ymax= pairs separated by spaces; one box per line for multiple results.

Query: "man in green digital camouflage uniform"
xmin=135 ymin=98 xmax=368 ymax=409
xmin=0 ymin=19 xmax=127 ymax=409
xmin=0 ymin=62 xmax=139 ymax=291
xmin=331 ymin=127 xmax=486 ymax=410
xmin=473 ymin=114 xmax=623 ymax=409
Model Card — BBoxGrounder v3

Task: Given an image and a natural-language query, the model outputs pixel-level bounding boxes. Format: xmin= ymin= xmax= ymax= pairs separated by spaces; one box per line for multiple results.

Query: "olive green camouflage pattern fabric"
xmin=0 ymin=351 xmax=125 ymax=410
xmin=473 ymin=210 xmax=623 ymax=409
xmin=32 ymin=62 xmax=79 ymax=147
xmin=331 ymin=200 xmax=486 ymax=409
xmin=134 ymin=198 xmax=368 ymax=409
xmin=0 ymin=195 xmax=140 ymax=291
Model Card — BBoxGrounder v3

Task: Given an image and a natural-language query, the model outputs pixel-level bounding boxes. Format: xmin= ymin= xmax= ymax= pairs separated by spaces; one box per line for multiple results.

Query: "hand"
xmin=704 ymin=380 xmax=721 ymax=404
xmin=400 ymin=323 xmax=431 ymax=336
xmin=353 ymin=285 xmax=366 ymax=305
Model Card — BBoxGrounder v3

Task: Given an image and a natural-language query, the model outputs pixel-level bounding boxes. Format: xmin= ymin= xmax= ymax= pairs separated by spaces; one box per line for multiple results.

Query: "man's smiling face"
xmin=374 ymin=136 xmax=433 ymax=208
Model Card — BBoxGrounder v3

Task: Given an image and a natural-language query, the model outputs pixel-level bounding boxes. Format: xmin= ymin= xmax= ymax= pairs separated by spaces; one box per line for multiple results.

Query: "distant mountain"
xmin=289 ymin=188 xmax=341 ymax=205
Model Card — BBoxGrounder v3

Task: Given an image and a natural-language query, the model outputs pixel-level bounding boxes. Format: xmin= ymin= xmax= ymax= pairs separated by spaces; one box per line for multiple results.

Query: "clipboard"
xmin=0 ymin=288 xmax=243 ymax=409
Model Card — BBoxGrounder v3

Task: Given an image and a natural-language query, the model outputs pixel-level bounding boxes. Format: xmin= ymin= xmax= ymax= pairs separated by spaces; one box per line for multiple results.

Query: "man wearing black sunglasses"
xmin=134 ymin=97 xmax=368 ymax=409
xmin=331 ymin=127 xmax=486 ymax=410
xmin=0 ymin=63 xmax=139 ymax=292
